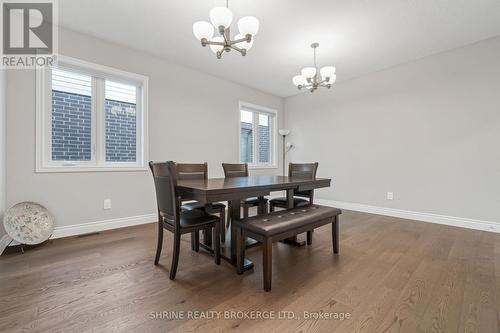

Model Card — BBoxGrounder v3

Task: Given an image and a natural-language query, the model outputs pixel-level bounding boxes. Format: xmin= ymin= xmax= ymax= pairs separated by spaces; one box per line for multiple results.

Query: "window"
xmin=36 ymin=56 xmax=148 ymax=172
xmin=239 ymin=102 xmax=277 ymax=168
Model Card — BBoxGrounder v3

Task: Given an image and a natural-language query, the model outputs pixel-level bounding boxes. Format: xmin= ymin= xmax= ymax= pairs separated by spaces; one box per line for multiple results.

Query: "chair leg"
xmin=236 ymin=228 xmax=244 ymax=274
xmin=243 ymin=205 xmax=249 ymax=219
xmin=263 ymin=238 xmax=272 ymax=292
xmin=214 ymin=223 xmax=221 ymax=265
xmin=332 ymin=216 xmax=339 ymax=254
xmin=191 ymin=231 xmax=199 ymax=252
xmin=307 ymin=230 xmax=313 ymax=245
xmin=170 ymin=232 xmax=181 ymax=280
xmin=269 ymin=203 xmax=275 ymax=213
xmin=154 ymin=219 xmax=163 ymax=265
xmin=226 ymin=203 xmax=231 ymax=230
xmin=220 ymin=207 xmax=226 ymax=243
xmin=203 ymin=228 xmax=212 ymax=246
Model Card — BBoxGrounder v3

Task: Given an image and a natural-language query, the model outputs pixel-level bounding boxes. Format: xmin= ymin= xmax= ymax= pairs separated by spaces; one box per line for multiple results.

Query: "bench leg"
xmin=191 ymin=231 xmax=199 ymax=252
xmin=307 ymin=230 xmax=313 ymax=245
xmin=190 ymin=232 xmax=195 ymax=251
xmin=332 ymin=216 xmax=339 ymax=254
xmin=236 ymin=228 xmax=245 ymax=274
xmin=263 ymin=238 xmax=272 ymax=292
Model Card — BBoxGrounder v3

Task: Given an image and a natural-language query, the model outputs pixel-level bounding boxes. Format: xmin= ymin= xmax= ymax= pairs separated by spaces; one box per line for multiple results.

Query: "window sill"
xmin=247 ymin=164 xmax=278 ymax=170
xmin=35 ymin=165 xmax=149 ymax=173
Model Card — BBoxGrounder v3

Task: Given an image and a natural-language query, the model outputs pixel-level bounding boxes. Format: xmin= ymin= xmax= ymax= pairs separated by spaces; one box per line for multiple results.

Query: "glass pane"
xmin=51 ymin=68 xmax=92 ymax=161
xmin=240 ymin=110 xmax=253 ymax=163
xmin=258 ymin=113 xmax=270 ymax=163
xmin=105 ymin=80 xmax=137 ymax=162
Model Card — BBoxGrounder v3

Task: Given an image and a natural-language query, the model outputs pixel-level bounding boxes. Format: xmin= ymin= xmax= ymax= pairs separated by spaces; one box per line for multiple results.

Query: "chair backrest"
xmin=289 ymin=162 xmax=319 ymax=199
xmin=222 ymin=163 xmax=249 ymax=178
xmin=149 ymin=161 xmax=179 ymax=226
xmin=176 ymin=163 xmax=208 ymax=180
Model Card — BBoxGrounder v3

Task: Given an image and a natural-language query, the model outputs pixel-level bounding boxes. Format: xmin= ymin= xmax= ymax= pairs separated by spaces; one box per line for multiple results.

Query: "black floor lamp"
xmin=279 ymin=129 xmax=290 ymax=176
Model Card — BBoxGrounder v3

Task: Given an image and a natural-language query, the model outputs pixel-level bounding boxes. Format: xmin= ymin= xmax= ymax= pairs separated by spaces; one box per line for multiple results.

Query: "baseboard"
xmin=314 ymin=199 xmax=500 ymax=233
xmin=50 ymin=213 xmax=156 ymax=239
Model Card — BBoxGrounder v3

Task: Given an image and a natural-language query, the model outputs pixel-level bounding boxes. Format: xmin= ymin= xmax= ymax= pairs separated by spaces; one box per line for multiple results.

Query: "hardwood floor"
xmin=1 ymin=210 xmax=499 ymax=333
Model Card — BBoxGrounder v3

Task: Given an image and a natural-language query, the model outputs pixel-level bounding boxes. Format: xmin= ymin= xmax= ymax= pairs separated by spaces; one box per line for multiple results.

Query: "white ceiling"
xmin=59 ymin=0 xmax=500 ymax=97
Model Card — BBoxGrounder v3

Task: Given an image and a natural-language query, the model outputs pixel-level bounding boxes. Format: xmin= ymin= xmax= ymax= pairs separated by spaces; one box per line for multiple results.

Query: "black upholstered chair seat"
xmin=162 ymin=210 xmax=220 ymax=229
xmin=242 ymin=197 xmax=268 ymax=206
xmin=181 ymin=201 xmax=226 ymax=211
xmin=269 ymin=197 xmax=310 ymax=208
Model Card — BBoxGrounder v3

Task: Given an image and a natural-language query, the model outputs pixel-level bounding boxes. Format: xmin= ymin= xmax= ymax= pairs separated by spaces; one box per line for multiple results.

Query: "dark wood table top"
xmin=176 ymin=175 xmax=331 ymax=203
xmin=177 ymin=175 xmax=330 ymax=191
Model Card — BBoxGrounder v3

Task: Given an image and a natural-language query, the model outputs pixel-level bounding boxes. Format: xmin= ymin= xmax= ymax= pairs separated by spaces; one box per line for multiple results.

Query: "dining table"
xmin=176 ymin=175 xmax=331 ymax=271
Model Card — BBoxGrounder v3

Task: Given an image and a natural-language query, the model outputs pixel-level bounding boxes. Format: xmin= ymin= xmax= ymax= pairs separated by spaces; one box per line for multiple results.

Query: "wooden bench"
xmin=234 ymin=204 xmax=342 ymax=291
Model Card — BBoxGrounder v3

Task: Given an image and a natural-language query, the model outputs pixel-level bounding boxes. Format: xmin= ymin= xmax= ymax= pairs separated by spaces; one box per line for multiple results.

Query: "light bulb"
xmin=209 ymin=7 xmax=233 ymax=29
xmin=292 ymin=75 xmax=307 ymax=86
xmin=320 ymin=66 xmax=336 ymax=80
xmin=301 ymin=67 xmax=316 ymax=79
xmin=237 ymin=16 xmax=259 ymax=36
xmin=192 ymin=21 xmax=214 ymax=41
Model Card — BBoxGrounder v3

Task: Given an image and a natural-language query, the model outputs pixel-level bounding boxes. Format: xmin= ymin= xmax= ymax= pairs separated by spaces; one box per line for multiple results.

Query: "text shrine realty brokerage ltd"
xmin=149 ymin=310 xmax=352 ymax=320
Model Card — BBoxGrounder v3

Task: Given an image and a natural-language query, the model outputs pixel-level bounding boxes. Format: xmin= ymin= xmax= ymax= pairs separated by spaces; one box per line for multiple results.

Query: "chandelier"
xmin=192 ymin=0 xmax=259 ymax=59
xmin=292 ymin=43 xmax=336 ymax=92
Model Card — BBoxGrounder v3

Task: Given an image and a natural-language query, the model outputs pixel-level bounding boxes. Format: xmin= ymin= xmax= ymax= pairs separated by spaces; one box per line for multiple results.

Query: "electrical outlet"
xmin=103 ymin=199 xmax=112 ymax=210
xmin=387 ymin=192 xmax=394 ymax=200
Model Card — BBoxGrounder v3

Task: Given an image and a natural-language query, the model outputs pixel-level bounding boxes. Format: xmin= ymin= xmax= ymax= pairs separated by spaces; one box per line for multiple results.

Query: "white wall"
xmin=0 ymin=69 xmax=5 ymax=237
xmin=285 ymin=36 xmax=500 ymax=224
xmin=5 ymin=29 xmax=283 ymax=231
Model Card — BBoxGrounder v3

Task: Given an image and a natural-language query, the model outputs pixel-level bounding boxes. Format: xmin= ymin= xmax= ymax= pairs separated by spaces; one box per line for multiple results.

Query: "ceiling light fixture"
xmin=293 ymin=43 xmax=336 ymax=92
xmin=193 ymin=0 xmax=259 ymax=59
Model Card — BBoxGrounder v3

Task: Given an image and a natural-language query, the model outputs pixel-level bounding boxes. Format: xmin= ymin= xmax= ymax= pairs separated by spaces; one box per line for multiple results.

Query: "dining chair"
xmin=149 ymin=161 xmax=221 ymax=280
xmin=222 ymin=163 xmax=268 ymax=226
xmin=269 ymin=162 xmax=319 ymax=244
xmin=176 ymin=163 xmax=227 ymax=244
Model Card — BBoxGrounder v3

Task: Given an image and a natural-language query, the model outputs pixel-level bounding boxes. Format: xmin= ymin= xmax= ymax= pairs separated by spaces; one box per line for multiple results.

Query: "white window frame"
xmin=238 ymin=101 xmax=277 ymax=169
xmin=36 ymin=55 xmax=149 ymax=173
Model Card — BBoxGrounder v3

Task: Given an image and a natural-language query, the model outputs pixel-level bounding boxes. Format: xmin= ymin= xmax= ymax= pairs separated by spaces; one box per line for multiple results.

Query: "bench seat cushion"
xmin=234 ymin=204 xmax=341 ymax=237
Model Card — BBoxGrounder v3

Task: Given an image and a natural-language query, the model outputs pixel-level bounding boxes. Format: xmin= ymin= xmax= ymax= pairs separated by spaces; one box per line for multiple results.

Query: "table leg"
xmin=257 ymin=196 xmax=266 ymax=214
xmin=222 ymin=199 xmax=254 ymax=271
xmin=282 ymin=188 xmax=306 ymax=247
